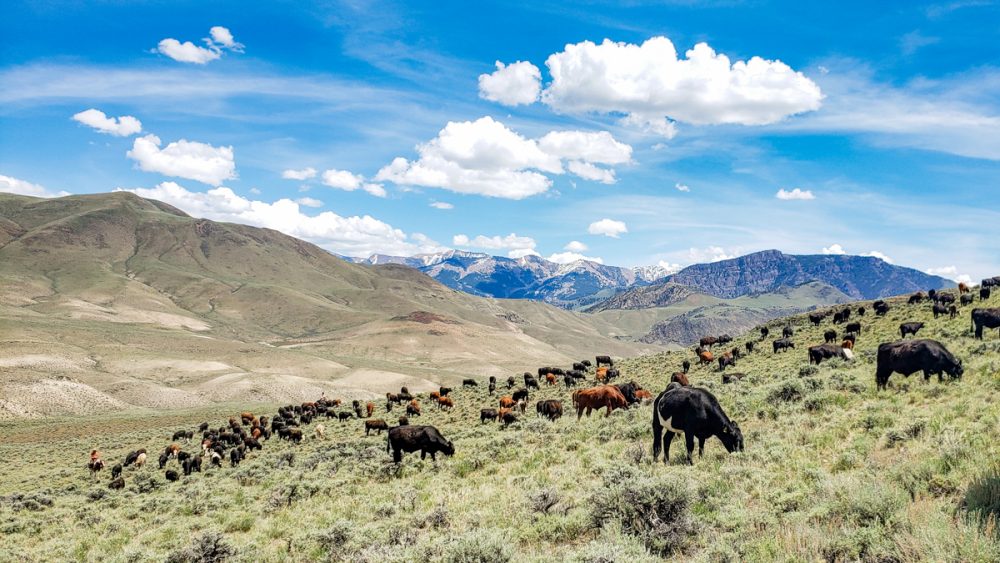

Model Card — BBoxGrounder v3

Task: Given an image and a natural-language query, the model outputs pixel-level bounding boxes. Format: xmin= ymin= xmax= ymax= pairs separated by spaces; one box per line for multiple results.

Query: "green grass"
xmin=2 ymin=291 xmax=999 ymax=561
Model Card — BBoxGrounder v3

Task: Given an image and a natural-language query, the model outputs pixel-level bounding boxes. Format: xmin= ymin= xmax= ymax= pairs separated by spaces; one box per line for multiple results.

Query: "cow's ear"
xmin=722 ymin=427 xmax=729 ymax=434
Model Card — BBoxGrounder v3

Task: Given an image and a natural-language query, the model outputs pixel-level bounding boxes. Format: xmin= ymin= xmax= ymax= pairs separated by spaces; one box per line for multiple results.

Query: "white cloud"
xmin=587 ymin=218 xmax=628 ymax=238
xmin=675 ymin=182 xmax=690 ymax=192
xmin=321 ymin=169 xmax=387 ymax=198
xmin=452 ymin=233 xmax=537 ymax=251
xmin=478 ymin=60 xmax=541 ymax=106
xmin=282 ymin=167 xmax=317 ymax=180
xmin=863 ymin=250 xmax=894 ymax=264
xmin=0 ymin=174 xmax=70 ymax=198
xmin=657 ymin=260 xmax=684 ymax=274
xmin=548 ymin=251 xmax=604 ymax=264
xmin=776 ymin=188 xmax=815 ymax=200
xmin=955 ymin=274 xmax=973 ymax=284
xmin=126 ymin=134 xmax=236 ymax=185
xmin=509 ymin=248 xmax=541 ymax=259
xmin=687 ymin=246 xmax=737 ymax=263
xmin=156 ymin=26 xmax=243 ymax=65
xmin=541 ymin=37 xmax=822 ymax=133
xmin=295 ymin=197 xmax=323 ymax=208
xmin=116 ymin=182 xmax=442 ymax=256
xmin=430 ymin=201 xmax=453 ymax=210
xmin=564 ymin=240 xmax=588 ymax=252
xmin=567 ymin=161 xmax=616 ymax=184
xmin=537 ymin=130 xmax=632 ymax=165
xmin=249 ymin=187 xmax=261 ymax=195
xmin=72 ymin=108 xmax=142 ymax=136
xmin=362 ymin=183 xmax=387 ymax=198
xmin=926 ymin=265 xmax=971 ymax=283
xmin=822 ymin=244 xmax=846 ymax=255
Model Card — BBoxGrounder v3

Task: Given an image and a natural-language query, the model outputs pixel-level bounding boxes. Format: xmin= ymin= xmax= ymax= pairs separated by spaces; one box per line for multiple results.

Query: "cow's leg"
xmin=576 ymin=406 xmax=584 ymax=420
xmin=663 ymin=431 xmax=674 ymax=464
xmin=698 ymin=436 xmax=706 ymax=457
xmin=430 ymin=451 xmax=436 ymax=461
xmin=685 ymin=432 xmax=696 ymax=465
xmin=393 ymin=448 xmax=402 ymax=463
xmin=421 ymin=450 xmax=426 ymax=460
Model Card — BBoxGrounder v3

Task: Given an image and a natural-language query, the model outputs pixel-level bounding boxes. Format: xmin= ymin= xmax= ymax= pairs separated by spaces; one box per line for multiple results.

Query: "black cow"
xmin=615 ymin=381 xmax=641 ymax=405
xmin=833 ymin=309 xmax=851 ymax=324
xmin=857 ymin=306 xmax=866 ymax=316
xmin=110 ymin=464 xmax=122 ymax=480
xmin=721 ymin=373 xmax=746 ymax=384
xmin=782 ymin=326 xmax=794 ymax=338
xmin=874 ymin=301 xmax=890 ymax=316
xmin=387 ymin=425 xmax=454 ymax=463
xmin=365 ymin=419 xmax=390 ymax=435
xmin=462 ymin=378 xmax=478 ymax=387
xmin=809 ymin=312 xmax=825 ymax=325
xmin=972 ymin=308 xmax=1000 ymax=339
xmin=501 ymin=411 xmax=518 ymax=426
xmin=875 ymin=339 xmax=963 ymax=390
xmin=900 ymin=322 xmax=924 ymax=338
xmin=182 ymin=456 xmax=201 ymax=476
xmin=845 ymin=322 xmax=862 ymax=335
xmin=488 ymin=380 xmax=497 ymax=395
xmin=744 ymin=341 xmax=754 ymax=354
xmin=108 ymin=477 xmax=125 ymax=490
xmin=717 ymin=353 xmax=736 ymax=371
xmin=536 ymin=399 xmax=563 ymax=421
xmin=123 ymin=449 xmax=146 ymax=467
xmin=506 ymin=376 xmax=516 ymax=389
xmin=582 ymin=360 xmax=592 ymax=367
xmin=230 ymin=449 xmax=243 ymax=468
xmin=165 ymin=470 xmax=179 ymax=482
xmin=439 ymin=386 xmax=452 ymax=397
xmin=157 ymin=452 xmax=169 ymax=469
xmin=651 ymin=385 xmax=743 ymax=465
xmin=808 ymin=344 xmax=850 ymax=365
xmin=595 ymin=355 xmax=614 ymax=367
xmin=773 ymin=338 xmax=795 ymax=353
xmin=606 ymin=368 xmax=620 ymax=381
xmin=981 ymin=288 xmax=991 ymax=301
xmin=760 ymin=326 xmax=770 ymax=339
xmin=563 ymin=374 xmax=576 ymax=388
xmin=960 ymin=293 xmax=974 ymax=306
xmin=682 ymin=359 xmax=691 ymax=373
xmin=568 ymin=370 xmax=586 ymax=380
xmin=572 ymin=362 xmax=586 ymax=372
xmin=932 ymin=303 xmax=949 ymax=318
xmin=935 ymin=292 xmax=956 ymax=305
xmin=716 ymin=334 xmax=733 ymax=345
xmin=949 ymin=305 xmax=958 ymax=319
xmin=523 ymin=374 xmax=540 ymax=390
xmin=824 ymin=329 xmax=837 ymax=343
xmin=172 ymin=430 xmax=193 ymax=442
xmin=480 ymin=408 xmax=499 ymax=423
xmin=512 ymin=388 xmax=530 ymax=403
xmin=908 ymin=292 xmax=925 ymax=304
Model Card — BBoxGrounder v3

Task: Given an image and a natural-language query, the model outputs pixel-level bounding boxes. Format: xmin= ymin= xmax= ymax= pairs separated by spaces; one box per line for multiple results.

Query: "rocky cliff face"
xmin=585 ymin=283 xmax=698 ymax=312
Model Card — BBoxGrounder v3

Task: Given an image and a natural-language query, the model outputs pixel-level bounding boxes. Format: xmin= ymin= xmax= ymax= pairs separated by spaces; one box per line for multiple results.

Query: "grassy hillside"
xmin=0 ymin=192 xmax=658 ymax=418
xmin=2 ymin=289 xmax=998 ymax=561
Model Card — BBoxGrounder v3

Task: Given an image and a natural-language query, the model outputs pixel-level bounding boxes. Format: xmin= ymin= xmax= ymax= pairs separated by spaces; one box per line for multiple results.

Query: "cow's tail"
xmin=651 ymin=395 xmax=663 ymax=461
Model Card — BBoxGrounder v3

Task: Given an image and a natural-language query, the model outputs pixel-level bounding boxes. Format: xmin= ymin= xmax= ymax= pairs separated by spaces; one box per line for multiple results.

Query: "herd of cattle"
xmin=87 ymin=279 xmax=1000 ymax=485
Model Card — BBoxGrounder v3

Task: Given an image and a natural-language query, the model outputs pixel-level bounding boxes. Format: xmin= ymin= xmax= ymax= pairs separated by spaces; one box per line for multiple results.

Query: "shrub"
xmin=589 ymin=475 xmax=693 ymax=556
xmin=165 ymin=531 xmax=235 ymax=563
xmin=964 ymin=468 xmax=1000 ymax=532
xmin=767 ymin=381 xmax=804 ymax=403
xmin=441 ymin=529 xmax=514 ymax=563
xmin=529 ymin=488 xmax=562 ymax=515
xmin=314 ymin=520 xmax=353 ymax=554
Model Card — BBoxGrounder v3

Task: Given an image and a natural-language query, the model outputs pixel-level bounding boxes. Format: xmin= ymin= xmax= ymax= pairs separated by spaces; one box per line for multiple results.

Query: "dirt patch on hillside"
xmin=391 ymin=311 xmax=460 ymax=324
xmin=0 ymin=379 xmax=129 ymax=419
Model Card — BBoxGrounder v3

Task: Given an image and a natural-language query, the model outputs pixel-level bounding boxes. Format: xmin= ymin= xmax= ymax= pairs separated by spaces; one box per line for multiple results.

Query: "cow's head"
xmin=720 ymin=421 xmax=744 ymax=453
xmin=442 ymin=440 xmax=455 ymax=456
xmin=948 ymin=359 xmax=964 ymax=379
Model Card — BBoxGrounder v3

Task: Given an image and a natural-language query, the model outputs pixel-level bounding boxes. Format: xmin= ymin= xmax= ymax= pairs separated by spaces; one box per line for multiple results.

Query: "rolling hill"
xmin=0 ymin=192 xmax=659 ymax=418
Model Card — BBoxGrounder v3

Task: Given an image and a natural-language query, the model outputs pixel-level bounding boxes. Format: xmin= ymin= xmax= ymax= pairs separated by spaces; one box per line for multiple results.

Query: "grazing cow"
xmin=176 ymin=451 xmax=192 ymax=463
xmin=536 ymin=399 xmax=563 ymax=421
xmin=949 ymin=305 xmax=958 ymax=319
xmin=717 ymin=353 xmax=736 ymax=371
xmin=961 ymin=293 xmax=974 ymax=306
xmin=595 ymin=355 xmax=614 ymax=367
xmin=430 ymin=391 xmax=441 ymax=401
xmin=841 ymin=339 xmax=854 ymax=350
xmin=569 ymin=370 xmax=587 ymax=381
xmin=971 ymin=308 xmax=1000 ymax=339
xmin=900 ymin=322 xmax=924 ymax=338
xmin=499 ymin=396 xmax=515 ymax=409
xmin=108 ymin=477 xmax=125 ymax=490
xmin=722 ymin=373 xmax=745 ymax=384
xmin=182 ymin=456 xmax=201 ymax=476
xmin=875 ymin=302 xmax=890 ymax=316
xmin=437 ymin=397 xmax=454 ymax=410
xmin=110 ymin=464 xmax=122 ymax=480
xmin=980 ymin=288 xmax=991 ymax=301
xmin=699 ymin=336 xmax=718 ymax=348
xmin=698 ymin=351 xmax=714 ymax=365
xmin=682 ymin=359 xmax=691 ymax=373
xmin=582 ymin=360 xmax=592 ymax=367
xmin=615 ymin=381 xmax=642 ymax=405
xmin=462 ymin=378 xmax=478 ymax=387
xmin=808 ymin=344 xmax=852 ymax=364
xmin=440 ymin=386 xmax=453 ymax=397
xmin=932 ymin=303 xmax=949 ymax=318
xmin=875 ymin=339 xmax=963 ymax=390
xmin=563 ymin=374 xmax=576 ymax=388
xmin=760 ymin=326 xmax=770 ymax=339
xmin=314 ymin=424 xmax=326 ymax=440
xmin=230 ymin=449 xmax=243 ymax=468
xmin=845 ymin=322 xmax=862 ymax=336
xmin=365 ymin=419 xmax=389 ymax=435
xmin=406 ymin=401 xmax=422 ymax=417
xmin=172 ymin=430 xmax=193 ymax=442
xmin=386 ymin=392 xmax=400 ymax=405
xmin=366 ymin=402 xmax=375 ymax=418
xmin=573 ymin=362 xmax=586 ymax=372
xmin=240 ymin=412 xmax=254 ymax=425
xmin=512 ymin=388 xmax=530 ymax=403
xmin=809 ymin=312 xmax=825 ymax=325
xmin=123 ymin=449 xmax=147 ymax=467
xmin=157 ymin=452 xmax=169 ymax=469
xmin=936 ymin=293 xmax=956 ymax=305
xmin=928 ymin=289 xmax=938 ymax=300
xmin=596 ymin=367 xmax=609 ymax=382
xmin=833 ymin=310 xmax=849 ymax=324
xmin=959 ymin=282 xmax=970 ymax=294
xmin=210 ymin=451 xmax=223 ymax=468
xmin=773 ymin=338 xmax=795 ymax=353
xmin=398 ymin=416 xmax=409 ymax=426
xmin=288 ymin=428 xmax=303 ymax=443
xmin=744 ymin=342 xmax=754 ymax=355
xmin=488 ymin=380 xmax=497 ymax=395
xmin=501 ymin=411 xmax=518 ymax=426
xmin=387 ymin=425 xmax=454 ymax=463
xmin=652 ymin=386 xmax=744 ymax=465
xmin=782 ymin=326 xmax=794 ymax=338
xmin=337 ymin=412 xmax=353 ymax=422
xmin=524 ymin=375 xmax=540 ymax=390
xmin=506 ymin=376 xmax=516 ymax=389
xmin=165 ymin=470 xmax=179 ymax=482
xmin=480 ymin=409 xmax=499 ymax=423
xmin=716 ymin=334 xmax=733 ymax=345
xmin=635 ymin=389 xmax=653 ymax=404
xmin=908 ymin=292 xmax=925 ymax=304
xmin=824 ymin=329 xmax=837 ymax=344
xmin=670 ymin=372 xmax=690 ymax=386
xmin=857 ymin=306 xmax=866 ymax=316
xmin=606 ymin=368 xmax=621 ymax=381
xmin=730 ymin=347 xmax=742 ymax=360
xmin=571 ymin=386 xmax=628 ymax=419
xmin=198 ymin=422 xmax=209 ymax=433
xmin=545 ymin=373 xmax=557 ymax=386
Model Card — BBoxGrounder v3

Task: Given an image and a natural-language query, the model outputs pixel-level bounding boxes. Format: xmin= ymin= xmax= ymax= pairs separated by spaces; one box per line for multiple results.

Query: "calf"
xmin=933 ymin=303 xmax=949 ymax=318
xmin=682 ymin=359 xmax=691 ymax=373
xmin=899 ymin=322 xmax=924 ymax=338
xmin=500 ymin=411 xmax=518 ymax=426
xmin=652 ymin=385 xmax=744 ymax=465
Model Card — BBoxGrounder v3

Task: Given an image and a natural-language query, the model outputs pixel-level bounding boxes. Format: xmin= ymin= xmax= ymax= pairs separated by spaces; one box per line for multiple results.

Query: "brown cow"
xmin=698 ymin=351 xmax=714 ymax=366
xmin=365 ymin=419 xmax=389 ymax=435
xmin=498 ymin=407 xmax=512 ymax=422
xmin=437 ymin=396 xmax=454 ymax=410
xmin=429 ymin=391 xmax=441 ymax=401
xmin=670 ymin=372 xmax=690 ymax=386
xmin=366 ymin=402 xmax=375 ymax=418
xmin=596 ymin=367 xmax=609 ymax=382
xmin=406 ymin=400 xmax=421 ymax=417
xmin=959 ymin=282 xmax=970 ymax=294
xmin=499 ymin=396 xmax=515 ymax=409
xmin=571 ymin=385 xmax=627 ymax=419
xmin=545 ymin=373 xmax=557 ymax=386
xmin=841 ymin=339 xmax=854 ymax=350
xmin=635 ymin=389 xmax=653 ymax=404
xmin=240 ymin=411 xmax=254 ymax=425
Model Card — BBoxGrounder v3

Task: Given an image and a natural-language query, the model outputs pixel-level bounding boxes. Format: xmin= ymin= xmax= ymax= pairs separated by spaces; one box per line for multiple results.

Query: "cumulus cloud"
xmin=509 ymin=248 xmax=541 ymax=259
xmin=926 ymin=265 xmax=971 ymax=283
xmin=822 ymin=244 xmax=846 ymax=255
xmin=478 ymin=60 xmax=541 ymax=106
xmin=126 ymin=134 xmax=236 ymax=185
xmin=295 ymin=197 xmax=323 ymax=208
xmin=156 ymin=26 xmax=243 ymax=64
xmin=452 ymin=233 xmax=537 ymax=252
xmin=675 ymin=183 xmax=690 ymax=192
xmin=430 ymin=201 xmax=453 ymax=210
xmin=863 ymin=250 xmax=894 ymax=264
xmin=72 ymin=108 xmax=142 ymax=136
xmin=541 ymin=37 xmax=822 ymax=133
xmin=687 ymin=246 xmax=737 ymax=263
xmin=548 ymin=251 xmax=604 ymax=264
xmin=375 ymin=117 xmax=632 ymax=198
xmin=282 ymin=167 xmax=317 ymax=180
xmin=321 ymin=168 xmax=387 ymax=198
xmin=657 ymin=260 xmax=684 ymax=274
xmin=587 ymin=218 xmax=628 ymax=238
xmin=564 ymin=240 xmax=588 ymax=252
xmin=776 ymin=188 xmax=815 ymax=200
xmin=116 ymin=182 xmax=442 ymax=256
xmin=0 ymin=174 xmax=70 ymax=198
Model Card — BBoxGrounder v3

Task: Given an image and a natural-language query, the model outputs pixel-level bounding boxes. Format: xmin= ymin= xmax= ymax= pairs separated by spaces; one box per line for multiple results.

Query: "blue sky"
xmin=2 ymin=0 xmax=998 ymax=281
